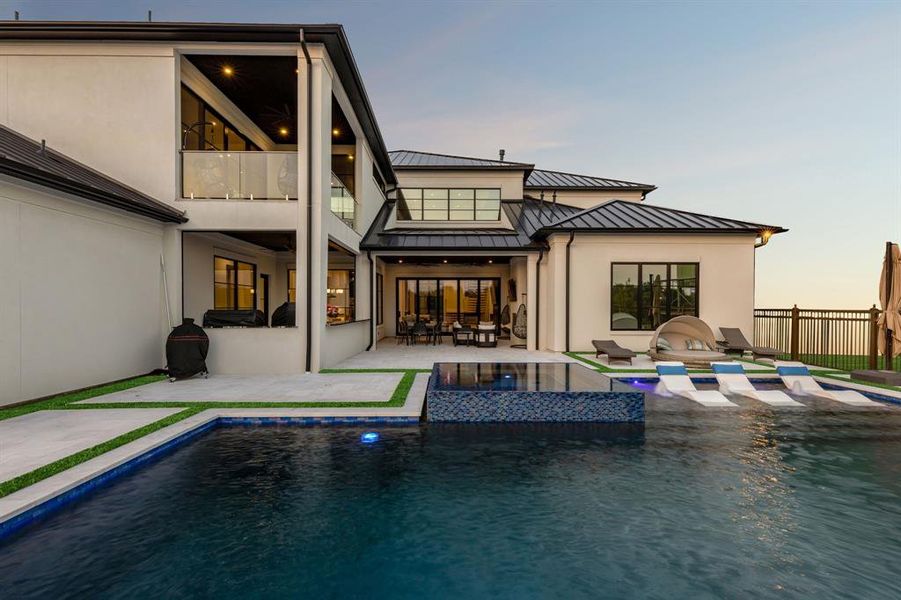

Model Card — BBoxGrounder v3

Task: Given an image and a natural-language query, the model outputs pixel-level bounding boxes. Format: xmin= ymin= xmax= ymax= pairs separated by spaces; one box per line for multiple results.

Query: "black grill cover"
xmin=166 ymin=318 xmax=209 ymax=379
xmin=271 ymin=302 xmax=296 ymax=327
xmin=202 ymin=309 xmax=266 ymax=328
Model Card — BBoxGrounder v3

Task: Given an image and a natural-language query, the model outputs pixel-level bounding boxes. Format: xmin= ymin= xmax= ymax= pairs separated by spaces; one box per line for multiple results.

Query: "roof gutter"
xmin=300 ymin=30 xmax=313 ymax=373
xmin=565 ymin=232 xmax=575 ymax=352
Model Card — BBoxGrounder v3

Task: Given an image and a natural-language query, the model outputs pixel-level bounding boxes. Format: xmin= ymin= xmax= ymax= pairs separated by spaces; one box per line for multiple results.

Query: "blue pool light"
xmin=361 ymin=432 xmax=380 ymax=444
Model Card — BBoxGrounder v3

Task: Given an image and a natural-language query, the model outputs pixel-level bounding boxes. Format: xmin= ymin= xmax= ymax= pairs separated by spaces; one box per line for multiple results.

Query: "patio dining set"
xmin=396 ymin=318 xmax=498 ymax=347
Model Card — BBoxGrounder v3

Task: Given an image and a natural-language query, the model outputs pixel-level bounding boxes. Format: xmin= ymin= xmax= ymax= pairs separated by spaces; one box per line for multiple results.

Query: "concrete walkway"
xmin=77 ymin=373 xmax=406 ymax=404
xmin=0 ymin=408 xmax=181 ymax=482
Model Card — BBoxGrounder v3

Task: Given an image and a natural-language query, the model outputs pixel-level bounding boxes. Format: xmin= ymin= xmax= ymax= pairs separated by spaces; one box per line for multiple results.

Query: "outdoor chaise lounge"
xmin=655 ymin=362 xmax=736 ymax=407
xmin=592 ymin=340 xmax=636 ymax=364
xmin=711 ymin=362 xmax=802 ymax=406
xmin=648 ymin=316 xmax=728 ymax=367
xmin=718 ymin=327 xmax=781 ymax=360
xmin=775 ymin=362 xmax=879 ymax=406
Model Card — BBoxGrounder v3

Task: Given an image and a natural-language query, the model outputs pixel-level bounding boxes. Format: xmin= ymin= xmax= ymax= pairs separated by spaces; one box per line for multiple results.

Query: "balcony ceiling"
xmin=185 ymin=55 xmax=298 ymax=144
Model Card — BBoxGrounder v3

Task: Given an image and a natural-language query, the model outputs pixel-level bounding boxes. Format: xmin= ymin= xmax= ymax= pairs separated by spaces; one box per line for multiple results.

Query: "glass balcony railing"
xmin=330 ymin=173 xmax=357 ymax=229
xmin=181 ymin=151 xmax=297 ymax=200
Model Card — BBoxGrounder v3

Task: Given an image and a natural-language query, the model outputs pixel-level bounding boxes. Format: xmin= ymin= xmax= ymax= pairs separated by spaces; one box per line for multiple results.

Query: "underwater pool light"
xmin=361 ymin=432 xmax=380 ymax=444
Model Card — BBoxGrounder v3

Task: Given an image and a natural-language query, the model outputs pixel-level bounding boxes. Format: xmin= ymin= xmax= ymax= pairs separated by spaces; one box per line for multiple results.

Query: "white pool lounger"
xmin=655 ymin=362 xmax=737 ymax=407
xmin=775 ymin=362 xmax=881 ymax=406
xmin=711 ymin=362 xmax=803 ymax=407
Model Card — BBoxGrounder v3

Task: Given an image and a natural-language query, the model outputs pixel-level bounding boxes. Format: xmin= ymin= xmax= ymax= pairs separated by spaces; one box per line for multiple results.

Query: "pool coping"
xmin=0 ymin=410 xmax=422 ymax=540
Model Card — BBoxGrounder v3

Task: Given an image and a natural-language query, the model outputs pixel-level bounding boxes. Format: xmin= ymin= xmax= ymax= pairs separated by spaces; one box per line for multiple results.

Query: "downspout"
xmin=565 ymin=231 xmax=575 ymax=352
xmin=366 ymin=251 xmax=374 ymax=351
xmin=536 ymin=245 xmax=546 ymax=349
xmin=300 ymin=30 xmax=314 ymax=372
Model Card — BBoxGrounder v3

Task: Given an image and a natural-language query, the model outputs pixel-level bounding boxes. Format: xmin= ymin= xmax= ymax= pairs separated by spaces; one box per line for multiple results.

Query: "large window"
xmin=397 ymin=278 xmax=500 ymax=329
xmin=181 ymin=85 xmax=258 ymax=152
xmin=611 ymin=263 xmax=698 ymax=331
xmin=214 ymin=256 xmax=256 ymax=310
xmin=327 ymin=242 xmax=356 ymax=324
xmin=396 ymin=188 xmax=501 ymax=221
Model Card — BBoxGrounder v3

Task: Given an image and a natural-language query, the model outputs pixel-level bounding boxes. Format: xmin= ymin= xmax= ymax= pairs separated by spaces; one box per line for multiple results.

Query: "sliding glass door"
xmin=397 ymin=278 xmax=500 ymax=330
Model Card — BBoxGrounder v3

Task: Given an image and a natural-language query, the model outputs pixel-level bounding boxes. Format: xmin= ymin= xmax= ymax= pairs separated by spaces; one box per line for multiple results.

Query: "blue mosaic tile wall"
xmin=426 ymin=390 xmax=645 ymax=423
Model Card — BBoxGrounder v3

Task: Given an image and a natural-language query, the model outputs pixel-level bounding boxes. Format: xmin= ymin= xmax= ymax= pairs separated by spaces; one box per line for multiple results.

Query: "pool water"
xmin=2 ymin=411 xmax=901 ymax=599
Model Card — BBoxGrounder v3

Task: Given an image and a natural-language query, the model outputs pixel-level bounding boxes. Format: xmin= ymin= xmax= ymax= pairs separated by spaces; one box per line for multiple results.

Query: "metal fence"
xmin=754 ymin=306 xmax=883 ymax=371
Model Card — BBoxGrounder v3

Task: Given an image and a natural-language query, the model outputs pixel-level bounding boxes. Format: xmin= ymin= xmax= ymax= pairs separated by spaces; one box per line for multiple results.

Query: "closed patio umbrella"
xmin=877 ymin=242 xmax=901 ymax=367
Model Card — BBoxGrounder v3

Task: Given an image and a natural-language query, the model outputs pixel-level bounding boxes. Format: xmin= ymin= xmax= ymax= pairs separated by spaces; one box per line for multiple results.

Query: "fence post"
xmin=869 ymin=305 xmax=880 ymax=370
xmin=790 ymin=305 xmax=800 ymax=361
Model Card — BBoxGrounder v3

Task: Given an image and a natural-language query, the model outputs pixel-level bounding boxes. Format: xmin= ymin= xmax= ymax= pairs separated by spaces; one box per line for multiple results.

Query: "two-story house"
xmin=0 ymin=20 xmax=784 ymax=405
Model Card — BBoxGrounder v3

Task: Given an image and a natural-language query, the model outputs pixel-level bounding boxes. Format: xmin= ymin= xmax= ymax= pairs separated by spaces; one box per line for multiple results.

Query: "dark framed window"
xmin=327 ymin=242 xmax=356 ymax=324
xmin=396 ymin=277 xmax=500 ymax=331
xmin=288 ymin=268 xmax=296 ymax=303
xmin=214 ymin=256 xmax=256 ymax=310
xmin=376 ymin=273 xmax=384 ymax=326
xmin=611 ymin=263 xmax=698 ymax=331
xmin=396 ymin=188 xmax=501 ymax=221
xmin=180 ymin=84 xmax=259 ymax=152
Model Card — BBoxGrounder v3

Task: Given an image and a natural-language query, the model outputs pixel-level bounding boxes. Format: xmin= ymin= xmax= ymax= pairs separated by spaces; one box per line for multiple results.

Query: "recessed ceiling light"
xmin=488 ymin=259 xmax=493 ymax=263
xmin=332 ymin=128 xmax=340 ymax=136
xmin=279 ymin=127 xmax=289 ymax=136
xmin=398 ymin=259 xmax=403 ymax=263
xmin=222 ymin=65 xmax=234 ymax=76
xmin=443 ymin=259 xmax=448 ymax=263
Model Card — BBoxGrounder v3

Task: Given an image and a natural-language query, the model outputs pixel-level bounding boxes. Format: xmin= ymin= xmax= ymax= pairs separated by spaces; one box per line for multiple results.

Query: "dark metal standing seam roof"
xmin=0 ymin=125 xmax=187 ymax=223
xmin=537 ymin=200 xmax=787 ymax=235
xmin=389 ymin=150 xmax=534 ymax=171
xmin=525 ymin=168 xmax=656 ymax=192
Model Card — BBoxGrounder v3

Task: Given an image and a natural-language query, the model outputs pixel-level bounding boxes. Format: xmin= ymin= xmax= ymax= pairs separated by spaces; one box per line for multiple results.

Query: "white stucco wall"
xmin=549 ymin=234 xmax=757 ymax=352
xmin=0 ymin=44 xmax=178 ymax=203
xmin=0 ymin=179 xmax=167 ymax=405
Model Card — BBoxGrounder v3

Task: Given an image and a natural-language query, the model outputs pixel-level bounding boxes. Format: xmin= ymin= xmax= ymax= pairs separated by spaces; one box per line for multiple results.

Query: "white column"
xmin=296 ymin=52 xmax=311 ymax=372
xmin=527 ymin=253 xmax=538 ymax=351
xmin=547 ymin=236 xmax=568 ymax=351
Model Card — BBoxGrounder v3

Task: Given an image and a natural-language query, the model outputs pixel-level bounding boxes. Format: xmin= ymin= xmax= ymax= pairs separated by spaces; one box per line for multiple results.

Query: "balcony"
xmin=181 ymin=151 xmax=297 ymax=200
xmin=330 ymin=173 xmax=357 ymax=229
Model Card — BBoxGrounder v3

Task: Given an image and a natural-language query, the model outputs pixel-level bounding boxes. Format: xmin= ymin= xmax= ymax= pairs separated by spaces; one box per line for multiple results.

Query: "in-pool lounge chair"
xmin=718 ymin=328 xmax=781 ymax=361
xmin=711 ymin=362 xmax=802 ymax=406
xmin=592 ymin=340 xmax=636 ymax=364
xmin=775 ymin=362 xmax=879 ymax=406
xmin=655 ymin=362 xmax=737 ymax=407
xmin=648 ymin=316 xmax=728 ymax=367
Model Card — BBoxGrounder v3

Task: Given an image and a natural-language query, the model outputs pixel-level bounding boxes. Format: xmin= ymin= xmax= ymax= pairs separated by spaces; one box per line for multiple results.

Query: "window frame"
xmin=213 ymin=255 xmax=257 ymax=311
xmin=326 ymin=241 xmax=357 ymax=325
xmin=609 ymin=262 xmax=699 ymax=331
xmin=396 ymin=187 xmax=502 ymax=221
xmin=181 ymin=84 xmax=259 ymax=152
xmin=376 ymin=272 xmax=384 ymax=326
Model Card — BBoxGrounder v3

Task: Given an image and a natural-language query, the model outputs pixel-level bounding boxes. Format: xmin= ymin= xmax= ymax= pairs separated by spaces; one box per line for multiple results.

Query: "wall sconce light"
xmin=755 ymin=229 xmax=774 ymax=248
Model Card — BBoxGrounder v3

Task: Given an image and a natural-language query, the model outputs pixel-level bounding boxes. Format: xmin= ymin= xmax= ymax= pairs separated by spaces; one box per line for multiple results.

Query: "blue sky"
xmin=4 ymin=0 xmax=900 ymax=308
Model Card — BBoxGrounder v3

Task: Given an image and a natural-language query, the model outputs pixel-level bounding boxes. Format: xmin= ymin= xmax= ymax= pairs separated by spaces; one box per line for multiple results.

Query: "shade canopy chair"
xmin=511 ymin=304 xmax=527 ymax=348
xmin=648 ymin=316 xmax=728 ymax=367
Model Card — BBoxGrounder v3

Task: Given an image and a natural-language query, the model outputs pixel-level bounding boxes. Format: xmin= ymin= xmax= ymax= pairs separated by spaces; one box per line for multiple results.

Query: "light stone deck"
xmin=76 ymin=373 xmax=406 ymax=404
xmin=0 ymin=408 xmax=182 ymax=482
xmin=338 ymin=338 xmax=576 ymax=369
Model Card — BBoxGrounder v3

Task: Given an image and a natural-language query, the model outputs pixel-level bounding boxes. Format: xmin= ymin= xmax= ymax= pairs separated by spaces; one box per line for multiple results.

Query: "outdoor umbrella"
xmin=877 ymin=242 xmax=901 ymax=365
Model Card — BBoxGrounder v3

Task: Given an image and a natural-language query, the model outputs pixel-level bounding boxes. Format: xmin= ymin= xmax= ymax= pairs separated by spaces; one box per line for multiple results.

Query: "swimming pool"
xmin=2 ymin=409 xmax=901 ymax=599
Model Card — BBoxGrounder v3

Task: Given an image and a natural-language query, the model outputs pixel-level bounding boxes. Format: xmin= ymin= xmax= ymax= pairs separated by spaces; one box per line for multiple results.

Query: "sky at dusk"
xmin=3 ymin=0 xmax=900 ymax=308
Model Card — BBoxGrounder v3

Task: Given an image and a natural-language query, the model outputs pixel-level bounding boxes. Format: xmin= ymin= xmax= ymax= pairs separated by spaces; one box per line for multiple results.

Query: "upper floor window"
xmin=181 ymin=85 xmax=259 ymax=152
xmin=397 ymin=188 xmax=501 ymax=221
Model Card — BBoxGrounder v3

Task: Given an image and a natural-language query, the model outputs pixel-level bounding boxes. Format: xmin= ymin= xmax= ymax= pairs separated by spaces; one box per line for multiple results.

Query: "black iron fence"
xmin=754 ymin=306 xmax=885 ymax=371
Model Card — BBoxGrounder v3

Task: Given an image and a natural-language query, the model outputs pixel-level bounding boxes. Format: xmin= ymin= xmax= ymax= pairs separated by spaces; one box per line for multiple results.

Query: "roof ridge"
xmin=389 ymin=148 xmax=534 ymax=167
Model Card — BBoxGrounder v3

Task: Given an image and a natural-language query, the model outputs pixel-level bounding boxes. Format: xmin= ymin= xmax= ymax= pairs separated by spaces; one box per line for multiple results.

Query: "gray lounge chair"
xmin=718 ymin=327 xmax=781 ymax=360
xmin=592 ymin=340 xmax=637 ymax=364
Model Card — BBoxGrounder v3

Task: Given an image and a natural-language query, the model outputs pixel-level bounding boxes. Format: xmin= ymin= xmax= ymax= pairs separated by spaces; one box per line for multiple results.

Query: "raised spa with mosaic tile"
xmin=426 ymin=362 xmax=644 ymax=422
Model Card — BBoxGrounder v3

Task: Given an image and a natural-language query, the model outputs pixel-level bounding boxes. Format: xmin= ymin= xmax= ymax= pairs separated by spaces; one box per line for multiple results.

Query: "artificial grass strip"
xmin=0 ymin=375 xmax=167 ymax=422
xmin=320 ymin=368 xmax=433 ymax=374
xmin=813 ymin=371 xmax=901 ymax=393
xmin=0 ymin=406 xmax=205 ymax=499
